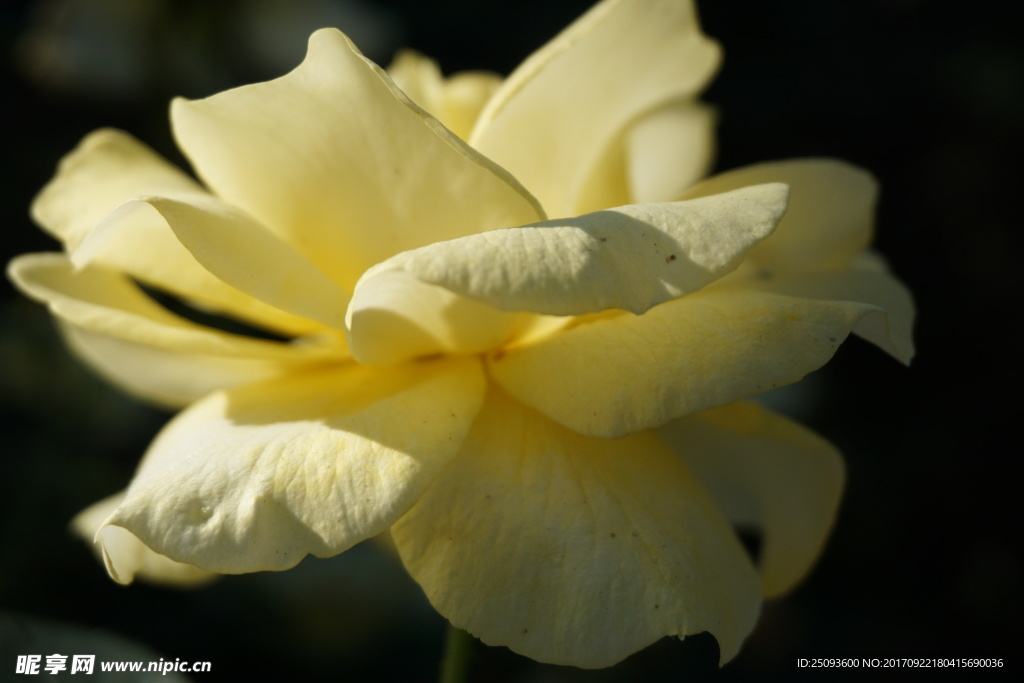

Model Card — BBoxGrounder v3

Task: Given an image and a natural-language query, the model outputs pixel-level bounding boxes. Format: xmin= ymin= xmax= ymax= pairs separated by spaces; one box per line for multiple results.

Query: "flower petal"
xmin=99 ymin=357 xmax=486 ymax=581
xmin=172 ymin=29 xmax=543 ymax=290
xmin=31 ymin=128 xmax=202 ymax=250
xmin=7 ymin=253 xmax=336 ymax=360
xmin=681 ymin=159 xmax=877 ymax=269
xmin=33 ymin=129 xmax=317 ymax=336
xmin=345 ymin=269 xmax=526 ymax=366
xmin=387 ymin=50 xmax=502 ymax=141
xmin=488 ymin=287 xmax=876 ymax=439
xmin=391 ymin=389 xmax=760 ymax=668
xmin=364 ymin=184 xmax=788 ymax=317
xmin=72 ymin=492 xmax=216 ymax=587
xmin=626 ymin=100 xmax=716 ymax=204
xmin=57 ymin=322 xmax=293 ymax=408
xmin=471 ymin=0 xmax=721 ymax=218
xmin=657 ymin=402 xmax=844 ymax=597
xmin=114 ymin=195 xmax=350 ymax=331
xmin=742 ymin=253 xmax=916 ymax=364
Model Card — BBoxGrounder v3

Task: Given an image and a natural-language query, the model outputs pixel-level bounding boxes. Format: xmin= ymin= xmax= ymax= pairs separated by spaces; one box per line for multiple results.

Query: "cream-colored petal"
xmin=172 ymin=29 xmax=542 ymax=290
xmin=72 ymin=493 xmax=217 ymax=587
xmin=387 ymin=50 xmax=502 ymax=141
xmin=345 ymin=270 xmax=526 ymax=366
xmin=627 ymin=100 xmax=716 ymax=203
xmin=58 ymin=322 xmax=294 ymax=408
xmin=99 ymin=357 xmax=486 ymax=580
xmin=7 ymin=253 xmax=338 ymax=360
xmin=386 ymin=49 xmax=444 ymax=114
xmin=489 ymin=288 xmax=876 ymax=439
xmin=657 ymin=402 xmax=844 ymax=597
xmin=111 ymin=196 xmax=350 ymax=331
xmin=471 ymin=0 xmax=721 ymax=218
xmin=572 ymin=99 xmax=717 ymax=216
xmin=739 ymin=253 xmax=916 ymax=364
xmin=35 ymin=129 xmax=320 ymax=336
xmin=680 ymin=159 xmax=877 ymax=269
xmin=365 ymin=184 xmax=788 ymax=317
xmin=30 ymin=128 xmax=203 ymax=250
xmin=392 ymin=389 xmax=760 ymax=668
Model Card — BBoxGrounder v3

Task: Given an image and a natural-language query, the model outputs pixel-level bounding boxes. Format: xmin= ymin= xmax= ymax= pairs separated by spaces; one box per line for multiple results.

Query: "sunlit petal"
xmin=172 ymin=29 xmax=542 ymax=290
xmin=472 ymin=0 xmax=720 ymax=218
xmin=658 ymin=402 xmax=844 ymax=597
xmin=57 ymin=323 xmax=294 ymax=408
xmin=345 ymin=269 xmax=525 ymax=366
xmin=681 ymin=159 xmax=877 ymax=269
xmin=366 ymin=184 xmax=787 ymax=317
xmin=72 ymin=492 xmax=216 ymax=587
xmin=99 ymin=358 xmax=485 ymax=581
xmin=392 ymin=389 xmax=760 ymax=667
xmin=740 ymin=253 xmax=915 ymax=364
xmin=7 ymin=253 xmax=337 ymax=360
xmin=387 ymin=50 xmax=502 ymax=141
xmin=489 ymin=288 xmax=875 ymax=438
xmin=31 ymin=129 xmax=314 ymax=335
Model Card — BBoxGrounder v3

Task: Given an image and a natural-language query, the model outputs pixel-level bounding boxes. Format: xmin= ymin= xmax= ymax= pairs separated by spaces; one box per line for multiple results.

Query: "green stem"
xmin=439 ymin=622 xmax=473 ymax=683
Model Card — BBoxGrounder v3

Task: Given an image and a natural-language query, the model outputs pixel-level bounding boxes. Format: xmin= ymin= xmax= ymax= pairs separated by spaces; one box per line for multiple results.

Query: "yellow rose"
xmin=7 ymin=0 xmax=913 ymax=668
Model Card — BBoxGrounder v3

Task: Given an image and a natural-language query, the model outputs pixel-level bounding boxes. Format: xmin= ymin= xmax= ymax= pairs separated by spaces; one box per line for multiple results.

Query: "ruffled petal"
xmin=361 ymin=184 xmax=788 ymax=317
xmin=657 ymin=402 xmax=844 ymax=597
xmin=741 ymin=253 xmax=916 ymax=364
xmin=57 ymin=322 xmax=294 ymax=408
xmin=471 ymin=0 xmax=720 ymax=218
xmin=391 ymin=388 xmax=760 ymax=668
xmin=488 ymin=287 xmax=876 ymax=439
xmin=172 ymin=29 xmax=542 ymax=290
xmin=572 ymin=99 xmax=717 ymax=215
xmin=98 ymin=357 xmax=486 ymax=581
xmin=387 ymin=50 xmax=502 ymax=141
xmin=72 ymin=493 xmax=216 ymax=587
xmin=680 ymin=159 xmax=877 ymax=269
xmin=345 ymin=269 xmax=526 ymax=366
xmin=626 ymin=100 xmax=716 ymax=204
xmin=31 ymin=128 xmax=203 ymax=250
xmin=105 ymin=195 xmax=350 ymax=331
xmin=33 ymin=129 xmax=316 ymax=336
xmin=7 ymin=254 xmax=337 ymax=360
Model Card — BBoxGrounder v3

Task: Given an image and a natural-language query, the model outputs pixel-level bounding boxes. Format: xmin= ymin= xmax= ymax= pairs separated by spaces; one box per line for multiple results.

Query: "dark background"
xmin=1 ymin=0 xmax=1019 ymax=680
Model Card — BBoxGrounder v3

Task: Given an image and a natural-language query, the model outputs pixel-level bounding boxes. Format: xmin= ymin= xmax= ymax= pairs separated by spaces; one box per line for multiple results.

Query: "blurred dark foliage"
xmin=1 ymin=0 xmax=1020 ymax=680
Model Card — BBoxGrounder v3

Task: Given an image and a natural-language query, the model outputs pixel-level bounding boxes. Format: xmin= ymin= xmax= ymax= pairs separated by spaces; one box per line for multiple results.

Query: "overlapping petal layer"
xmin=72 ymin=492 xmax=216 ymax=587
xmin=7 ymin=254 xmax=336 ymax=361
xmin=488 ymin=288 xmax=876 ymax=438
xmin=626 ymin=100 xmax=717 ymax=204
xmin=471 ymin=0 xmax=720 ymax=218
xmin=132 ymin=195 xmax=349 ymax=331
xmin=743 ymin=254 xmax=915 ymax=364
xmin=33 ymin=129 xmax=317 ymax=335
xmin=681 ymin=159 xmax=876 ymax=269
xmin=345 ymin=270 xmax=526 ymax=366
xmin=8 ymin=254 xmax=343 ymax=405
xmin=172 ymin=29 xmax=543 ymax=291
xmin=358 ymin=184 xmax=788 ymax=317
xmin=57 ymin=323 xmax=295 ymax=407
xmin=658 ymin=402 xmax=844 ymax=597
xmin=12 ymin=0 xmax=915 ymax=670
xmin=386 ymin=50 xmax=502 ymax=141
xmin=685 ymin=160 xmax=915 ymax=363
xmin=392 ymin=389 xmax=761 ymax=668
xmin=98 ymin=357 xmax=485 ymax=582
